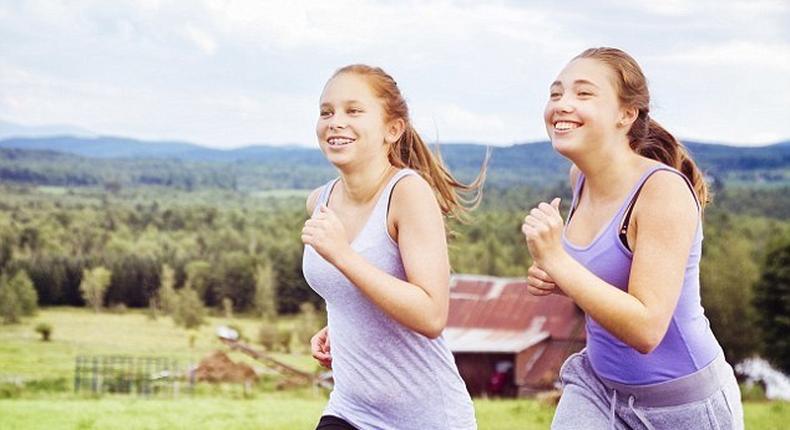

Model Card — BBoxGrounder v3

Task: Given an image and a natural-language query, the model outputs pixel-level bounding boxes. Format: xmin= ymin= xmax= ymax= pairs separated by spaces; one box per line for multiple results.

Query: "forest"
xmin=1 ymin=138 xmax=789 ymax=372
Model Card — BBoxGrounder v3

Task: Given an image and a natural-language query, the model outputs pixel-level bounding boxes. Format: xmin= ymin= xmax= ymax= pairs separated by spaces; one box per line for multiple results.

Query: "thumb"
xmin=551 ymin=197 xmax=561 ymax=211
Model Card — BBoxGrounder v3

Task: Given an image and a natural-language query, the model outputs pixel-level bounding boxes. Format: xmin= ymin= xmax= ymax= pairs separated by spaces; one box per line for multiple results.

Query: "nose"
xmin=554 ymin=94 xmax=574 ymax=114
xmin=328 ymin=115 xmax=346 ymax=130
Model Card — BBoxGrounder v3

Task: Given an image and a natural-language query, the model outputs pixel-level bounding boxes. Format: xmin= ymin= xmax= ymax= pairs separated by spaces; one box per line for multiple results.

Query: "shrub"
xmin=35 ymin=322 xmax=52 ymax=341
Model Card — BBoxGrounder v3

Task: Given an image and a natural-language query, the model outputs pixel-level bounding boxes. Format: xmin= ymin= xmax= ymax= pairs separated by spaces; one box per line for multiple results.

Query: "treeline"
xmin=0 ymin=186 xmax=317 ymax=314
xmin=0 ymin=181 xmax=789 ymax=370
xmin=3 ymin=140 xmax=789 ymax=193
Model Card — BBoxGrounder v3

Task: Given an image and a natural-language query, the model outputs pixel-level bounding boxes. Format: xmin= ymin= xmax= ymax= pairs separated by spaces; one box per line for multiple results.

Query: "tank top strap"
xmin=313 ymin=177 xmax=341 ymax=216
xmin=621 ymin=165 xmax=700 ymax=219
xmin=568 ymin=171 xmax=586 ymax=221
xmin=371 ymin=168 xmax=420 ymax=221
xmin=615 ymin=164 xmax=671 ymax=215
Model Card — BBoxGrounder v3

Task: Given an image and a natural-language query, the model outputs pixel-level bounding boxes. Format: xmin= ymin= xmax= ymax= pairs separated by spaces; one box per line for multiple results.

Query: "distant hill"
xmin=0 ymin=120 xmax=95 ymax=140
xmin=1 ymin=135 xmax=788 ymax=190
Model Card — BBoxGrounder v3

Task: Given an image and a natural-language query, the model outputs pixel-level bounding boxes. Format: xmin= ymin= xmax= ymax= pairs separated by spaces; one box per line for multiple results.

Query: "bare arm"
xmin=306 ymin=187 xmax=322 ymax=214
xmin=302 ymin=175 xmax=449 ymax=339
xmin=524 ymin=171 xmax=698 ymax=353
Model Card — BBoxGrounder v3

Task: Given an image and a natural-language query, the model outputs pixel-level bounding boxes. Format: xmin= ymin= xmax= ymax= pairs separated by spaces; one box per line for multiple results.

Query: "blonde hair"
xmin=332 ymin=64 xmax=488 ymax=219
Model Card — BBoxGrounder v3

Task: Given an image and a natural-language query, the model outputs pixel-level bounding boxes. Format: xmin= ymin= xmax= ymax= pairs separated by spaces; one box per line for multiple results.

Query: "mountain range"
xmin=1 ymin=134 xmax=788 ymax=190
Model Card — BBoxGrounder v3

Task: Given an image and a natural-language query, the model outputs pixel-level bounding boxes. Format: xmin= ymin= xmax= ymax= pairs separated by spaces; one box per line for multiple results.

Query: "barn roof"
xmin=446 ymin=274 xmax=585 ymax=353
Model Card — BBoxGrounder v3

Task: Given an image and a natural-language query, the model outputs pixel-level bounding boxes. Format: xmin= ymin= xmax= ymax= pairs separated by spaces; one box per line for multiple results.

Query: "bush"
xmin=35 ymin=322 xmax=52 ymax=341
xmin=173 ymin=287 xmax=206 ymax=329
xmin=0 ymin=270 xmax=38 ymax=324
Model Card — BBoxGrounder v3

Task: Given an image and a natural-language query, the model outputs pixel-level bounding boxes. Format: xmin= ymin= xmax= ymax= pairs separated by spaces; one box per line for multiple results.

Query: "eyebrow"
xmin=320 ymin=99 xmax=364 ymax=107
xmin=550 ymin=79 xmax=600 ymax=88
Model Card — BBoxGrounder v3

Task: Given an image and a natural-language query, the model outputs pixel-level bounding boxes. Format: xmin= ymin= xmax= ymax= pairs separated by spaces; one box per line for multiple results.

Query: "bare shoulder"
xmin=306 ymin=187 xmax=322 ymax=214
xmin=391 ymin=173 xmax=434 ymax=203
xmin=389 ymin=173 xmax=440 ymax=218
xmin=637 ymin=170 xmax=698 ymax=225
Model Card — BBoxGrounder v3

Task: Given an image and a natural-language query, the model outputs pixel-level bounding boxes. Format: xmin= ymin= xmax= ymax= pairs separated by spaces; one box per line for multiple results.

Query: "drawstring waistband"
xmin=608 ymin=389 xmax=617 ymax=430
xmin=607 ymin=388 xmax=656 ymax=429
xmin=598 ymin=354 xmax=731 ymax=408
xmin=628 ymin=395 xmax=655 ymax=430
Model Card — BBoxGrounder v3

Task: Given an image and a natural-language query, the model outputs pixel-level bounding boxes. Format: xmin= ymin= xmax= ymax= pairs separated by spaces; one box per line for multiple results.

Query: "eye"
xmin=549 ymin=92 xmax=561 ymax=99
xmin=348 ymin=108 xmax=363 ymax=115
xmin=320 ymin=110 xmax=332 ymax=118
xmin=577 ymin=91 xmax=593 ymax=97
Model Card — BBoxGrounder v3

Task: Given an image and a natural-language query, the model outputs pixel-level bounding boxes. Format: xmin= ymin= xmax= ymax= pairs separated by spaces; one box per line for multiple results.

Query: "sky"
xmin=1 ymin=0 xmax=788 ymax=149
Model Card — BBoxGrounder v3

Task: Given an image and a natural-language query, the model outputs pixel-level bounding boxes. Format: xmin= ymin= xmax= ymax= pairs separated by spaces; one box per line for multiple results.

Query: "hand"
xmin=522 ymin=198 xmax=565 ymax=268
xmin=301 ymin=205 xmax=352 ymax=265
xmin=310 ymin=326 xmax=332 ymax=369
xmin=526 ymin=263 xmax=560 ymax=296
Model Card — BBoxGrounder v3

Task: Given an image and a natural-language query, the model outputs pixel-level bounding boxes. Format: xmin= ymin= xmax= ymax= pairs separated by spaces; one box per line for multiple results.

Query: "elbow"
xmin=634 ymin=340 xmax=658 ymax=355
xmin=420 ymin=314 xmax=447 ymax=340
xmin=632 ymin=328 xmax=665 ymax=355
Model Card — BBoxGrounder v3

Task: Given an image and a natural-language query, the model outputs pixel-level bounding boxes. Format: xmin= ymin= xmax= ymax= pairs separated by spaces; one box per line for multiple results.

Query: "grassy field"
xmin=0 ymin=308 xmax=787 ymax=429
xmin=0 ymin=307 xmax=316 ymax=383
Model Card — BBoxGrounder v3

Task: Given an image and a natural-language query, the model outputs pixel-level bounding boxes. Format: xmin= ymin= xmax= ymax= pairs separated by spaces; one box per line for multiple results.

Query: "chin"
xmin=551 ymin=136 xmax=575 ymax=156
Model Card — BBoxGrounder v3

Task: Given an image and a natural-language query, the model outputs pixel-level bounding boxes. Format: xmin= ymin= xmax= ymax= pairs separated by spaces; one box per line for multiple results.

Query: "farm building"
xmin=444 ymin=274 xmax=586 ymax=397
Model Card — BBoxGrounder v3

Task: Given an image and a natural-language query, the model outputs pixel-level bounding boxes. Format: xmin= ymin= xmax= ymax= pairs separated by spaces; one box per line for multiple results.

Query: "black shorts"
xmin=316 ymin=415 xmax=357 ymax=430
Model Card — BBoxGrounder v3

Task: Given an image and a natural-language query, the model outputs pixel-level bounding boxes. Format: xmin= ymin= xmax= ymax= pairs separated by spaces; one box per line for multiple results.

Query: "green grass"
xmin=1 ymin=308 xmax=788 ymax=429
xmin=0 ymin=396 xmax=554 ymax=430
xmin=0 ymin=307 xmax=318 ymax=385
xmin=0 ymin=397 xmax=786 ymax=429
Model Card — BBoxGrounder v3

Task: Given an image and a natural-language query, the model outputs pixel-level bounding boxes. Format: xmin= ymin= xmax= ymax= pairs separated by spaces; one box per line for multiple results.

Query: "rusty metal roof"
xmin=447 ymin=274 xmax=586 ymax=343
xmin=444 ymin=324 xmax=549 ymax=353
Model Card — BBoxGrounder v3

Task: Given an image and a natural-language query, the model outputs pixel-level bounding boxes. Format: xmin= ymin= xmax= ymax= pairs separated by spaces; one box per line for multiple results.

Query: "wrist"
xmin=541 ymin=250 xmax=572 ymax=277
xmin=330 ymin=244 xmax=356 ymax=270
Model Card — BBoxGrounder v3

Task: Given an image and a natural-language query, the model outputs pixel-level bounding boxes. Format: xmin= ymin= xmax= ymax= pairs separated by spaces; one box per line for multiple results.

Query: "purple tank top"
xmin=302 ymin=169 xmax=476 ymax=429
xmin=563 ymin=164 xmax=723 ymax=384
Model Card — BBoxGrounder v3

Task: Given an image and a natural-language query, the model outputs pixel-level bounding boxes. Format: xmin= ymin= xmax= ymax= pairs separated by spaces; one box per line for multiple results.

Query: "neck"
xmin=573 ymin=138 xmax=644 ymax=201
xmin=338 ymin=157 xmax=394 ymax=204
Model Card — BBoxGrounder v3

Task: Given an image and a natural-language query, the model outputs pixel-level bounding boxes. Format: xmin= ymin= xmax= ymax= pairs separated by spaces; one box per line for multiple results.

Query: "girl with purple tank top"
xmin=301 ymin=65 xmax=486 ymax=430
xmin=522 ymin=48 xmax=743 ymax=429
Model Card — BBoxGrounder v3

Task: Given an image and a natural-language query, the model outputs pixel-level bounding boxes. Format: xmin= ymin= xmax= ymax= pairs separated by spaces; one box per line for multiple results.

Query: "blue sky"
xmin=1 ymin=0 xmax=788 ymax=148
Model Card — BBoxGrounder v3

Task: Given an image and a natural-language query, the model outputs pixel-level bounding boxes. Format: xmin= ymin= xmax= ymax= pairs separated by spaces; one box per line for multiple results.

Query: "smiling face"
xmin=544 ymin=58 xmax=632 ymax=159
xmin=316 ymin=72 xmax=396 ymax=169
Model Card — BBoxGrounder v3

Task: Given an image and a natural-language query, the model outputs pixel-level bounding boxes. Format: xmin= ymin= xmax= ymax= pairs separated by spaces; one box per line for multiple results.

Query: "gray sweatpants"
xmin=552 ymin=351 xmax=743 ymax=430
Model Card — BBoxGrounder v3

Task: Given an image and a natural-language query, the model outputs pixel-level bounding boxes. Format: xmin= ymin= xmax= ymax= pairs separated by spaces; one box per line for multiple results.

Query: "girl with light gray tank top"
xmin=522 ymin=48 xmax=743 ymax=429
xmin=301 ymin=64 xmax=487 ymax=430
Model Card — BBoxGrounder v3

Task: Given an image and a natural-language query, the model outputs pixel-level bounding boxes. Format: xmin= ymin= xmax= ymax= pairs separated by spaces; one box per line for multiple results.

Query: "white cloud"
xmin=0 ymin=0 xmax=788 ymax=147
xmin=652 ymin=41 xmax=790 ymax=71
xmin=182 ymin=23 xmax=218 ymax=55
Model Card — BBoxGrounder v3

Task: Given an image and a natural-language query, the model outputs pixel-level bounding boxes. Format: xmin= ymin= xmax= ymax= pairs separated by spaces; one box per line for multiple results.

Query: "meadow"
xmin=0 ymin=308 xmax=787 ymax=429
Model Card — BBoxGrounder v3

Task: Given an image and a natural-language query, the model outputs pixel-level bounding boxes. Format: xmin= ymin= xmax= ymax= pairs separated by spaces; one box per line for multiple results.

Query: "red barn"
xmin=445 ymin=274 xmax=586 ymax=397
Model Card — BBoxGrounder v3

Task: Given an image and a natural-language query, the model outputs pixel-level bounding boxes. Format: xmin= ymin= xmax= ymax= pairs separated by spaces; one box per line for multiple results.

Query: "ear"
xmin=618 ymin=106 xmax=639 ymax=129
xmin=384 ymin=118 xmax=406 ymax=144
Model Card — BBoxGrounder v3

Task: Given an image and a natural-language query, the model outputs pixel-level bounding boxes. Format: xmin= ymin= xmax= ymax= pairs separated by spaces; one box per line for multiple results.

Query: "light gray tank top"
xmin=302 ymin=168 xmax=476 ymax=429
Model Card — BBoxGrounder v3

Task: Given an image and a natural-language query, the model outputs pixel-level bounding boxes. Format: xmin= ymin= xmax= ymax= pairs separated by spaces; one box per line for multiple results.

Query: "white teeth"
xmin=554 ymin=121 xmax=580 ymax=131
xmin=328 ymin=137 xmax=354 ymax=146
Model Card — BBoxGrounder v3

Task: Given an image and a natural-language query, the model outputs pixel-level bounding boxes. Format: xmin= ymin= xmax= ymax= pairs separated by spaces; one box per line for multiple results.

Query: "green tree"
xmin=254 ymin=263 xmax=277 ymax=320
xmin=173 ymin=287 xmax=206 ymax=329
xmin=158 ymin=264 xmax=177 ymax=315
xmin=0 ymin=270 xmax=38 ymax=323
xmin=185 ymin=260 xmax=214 ymax=304
xmin=700 ymin=225 xmax=761 ymax=364
xmin=80 ymin=266 xmax=112 ymax=312
xmin=754 ymin=235 xmax=790 ymax=373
